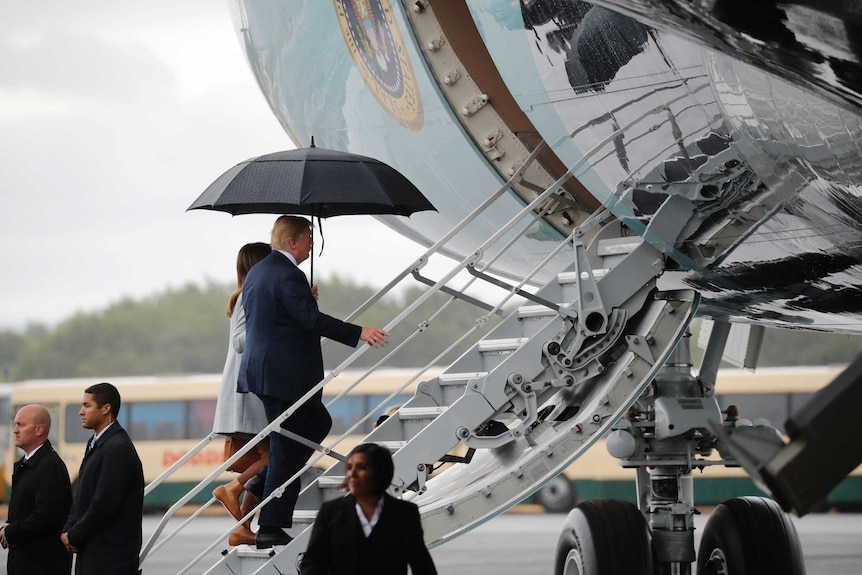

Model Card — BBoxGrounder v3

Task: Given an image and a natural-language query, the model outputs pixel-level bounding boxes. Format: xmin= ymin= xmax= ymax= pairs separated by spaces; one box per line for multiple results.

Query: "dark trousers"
xmin=258 ymin=395 xmax=332 ymax=528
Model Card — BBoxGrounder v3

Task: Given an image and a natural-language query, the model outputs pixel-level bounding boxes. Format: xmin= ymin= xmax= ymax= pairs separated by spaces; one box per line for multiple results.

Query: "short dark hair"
xmin=344 ymin=443 xmax=395 ymax=495
xmin=85 ymin=382 xmax=122 ymax=418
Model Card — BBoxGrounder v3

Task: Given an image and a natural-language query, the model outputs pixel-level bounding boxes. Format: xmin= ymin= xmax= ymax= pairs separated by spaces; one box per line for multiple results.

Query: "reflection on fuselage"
xmin=235 ymin=0 xmax=862 ymax=332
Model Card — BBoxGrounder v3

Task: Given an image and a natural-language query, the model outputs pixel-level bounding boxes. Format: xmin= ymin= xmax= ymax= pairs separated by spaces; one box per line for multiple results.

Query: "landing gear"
xmin=697 ymin=496 xmax=805 ymax=575
xmin=554 ymin=499 xmax=654 ymax=575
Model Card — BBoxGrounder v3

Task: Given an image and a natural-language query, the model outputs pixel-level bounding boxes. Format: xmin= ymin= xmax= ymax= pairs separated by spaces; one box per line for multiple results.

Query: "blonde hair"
xmin=270 ymin=215 xmax=312 ymax=251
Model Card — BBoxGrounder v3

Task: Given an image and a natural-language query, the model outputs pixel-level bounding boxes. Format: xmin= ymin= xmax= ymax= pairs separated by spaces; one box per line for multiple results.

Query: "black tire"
xmin=554 ymin=499 xmax=654 ymax=575
xmin=697 ymin=496 xmax=805 ymax=575
xmin=535 ymin=475 xmax=576 ymax=513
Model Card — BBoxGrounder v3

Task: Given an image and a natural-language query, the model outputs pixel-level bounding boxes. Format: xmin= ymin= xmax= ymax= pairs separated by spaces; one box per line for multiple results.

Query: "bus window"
xmin=188 ymin=399 xmax=217 ymax=438
xmin=65 ymin=404 xmax=91 ymax=443
xmin=64 ymin=400 xmax=130 ymax=444
xmin=128 ymin=402 xmax=185 ymax=440
xmin=327 ymin=396 xmax=368 ymax=435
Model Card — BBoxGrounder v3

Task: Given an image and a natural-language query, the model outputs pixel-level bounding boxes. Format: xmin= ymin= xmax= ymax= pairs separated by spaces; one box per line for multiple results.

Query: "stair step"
xmin=557 ymin=269 xmax=607 ymax=304
xmin=476 ymin=339 xmax=528 ymax=371
xmin=596 ymin=237 xmax=640 ymax=256
xmin=398 ymin=406 xmax=447 ymax=419
xmin=439 ymin=372 xmax=487 ymax=384
xmin=292 ymin=510 xmax=318 ymax=523
xmin=517 ymin=305 xmax=559 ymax=319
xmin=317 ymin=476 xmax=344 ymax=488
xmin=377 ymin=440 xmax=407 ymax=452
xmin=433 ymin=373 xmax=483 ymax=405
xmin=477 ymin=338 xmax=528 ymax=353
xmin=516 ymin=305 xmax=563 ymax=337
xmin=236 ymin=546 xmax=280 ymax=559
xmin=557 ymin=270 xmax=609 ymax=284
xmin=397 ymin=406 xmax=448 ymax=441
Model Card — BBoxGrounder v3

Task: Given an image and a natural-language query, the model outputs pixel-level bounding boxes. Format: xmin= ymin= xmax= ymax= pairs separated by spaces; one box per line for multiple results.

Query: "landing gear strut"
xmin=555 ymin=327 xmax=806 ymax=574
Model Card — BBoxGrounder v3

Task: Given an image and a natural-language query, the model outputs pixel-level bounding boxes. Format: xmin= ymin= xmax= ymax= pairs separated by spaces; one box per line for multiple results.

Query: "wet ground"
xmin=146 ymin=510 xmax=862 ymax=574
xmin=0 ymin=510 xmax=857 ymax=574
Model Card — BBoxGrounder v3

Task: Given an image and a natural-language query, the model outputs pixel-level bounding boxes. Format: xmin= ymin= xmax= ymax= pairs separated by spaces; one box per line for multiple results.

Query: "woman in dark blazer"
xmin=300 ymin=443 xmax=437 ymax=575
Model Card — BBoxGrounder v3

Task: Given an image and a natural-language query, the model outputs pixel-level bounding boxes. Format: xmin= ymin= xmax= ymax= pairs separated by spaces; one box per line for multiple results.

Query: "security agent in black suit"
xmin=1 ymin=404 xmax=72 ymax=575
xmin=238 ymin=216 xmax=389 ymax=549
xmin=300 ymin=443 xmax=437 ymax=575
xmin=62 ymin=383 xmax=144 ymax=575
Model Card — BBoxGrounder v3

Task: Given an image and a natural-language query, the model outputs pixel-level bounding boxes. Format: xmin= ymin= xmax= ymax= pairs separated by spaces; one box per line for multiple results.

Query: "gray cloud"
xmin=0 ymin=29 xmax=176 ymax=105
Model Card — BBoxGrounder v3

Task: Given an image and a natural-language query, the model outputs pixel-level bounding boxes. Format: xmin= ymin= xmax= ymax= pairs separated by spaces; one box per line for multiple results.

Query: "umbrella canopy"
xmin=187 ymin=146 xmax=436 ymax=217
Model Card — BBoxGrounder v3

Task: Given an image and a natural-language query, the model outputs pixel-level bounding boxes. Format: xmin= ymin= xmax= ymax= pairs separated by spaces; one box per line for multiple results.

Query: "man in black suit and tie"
xmin=238 ymin=215 xmax=389 ymax=549
xmin=1 ymin=404 xmax=72 ymax=575
xmin=61 ymin=383 xmax=144 ymax=575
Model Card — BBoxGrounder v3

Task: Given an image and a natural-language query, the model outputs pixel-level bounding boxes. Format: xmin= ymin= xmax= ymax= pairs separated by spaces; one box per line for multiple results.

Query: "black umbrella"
xmin=188 ymin=144 xmax=436 ymax=281
xmin=188 ymin=146 xmax=435 ymax=217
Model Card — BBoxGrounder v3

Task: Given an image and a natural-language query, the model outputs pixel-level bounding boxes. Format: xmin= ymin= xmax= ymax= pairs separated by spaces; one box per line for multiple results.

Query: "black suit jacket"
xmin=5 ymin=440 xmax=72 ymax=575
xmin=300 ymin=493 xmax=437 ymax=575
xmin=238 ymin=251 xmax=362 ymax=403
xmin=63 ymin=422 xmax=144 ymax=575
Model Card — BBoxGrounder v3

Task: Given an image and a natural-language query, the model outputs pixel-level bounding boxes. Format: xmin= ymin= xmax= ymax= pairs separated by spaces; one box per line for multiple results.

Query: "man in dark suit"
xmin=61 ymin=383 xmax=144 ymax=575
xmin=1 ymin=405 xmax=72 ymax=575
xmin=238 ymin=215 xmax=389 ymax=548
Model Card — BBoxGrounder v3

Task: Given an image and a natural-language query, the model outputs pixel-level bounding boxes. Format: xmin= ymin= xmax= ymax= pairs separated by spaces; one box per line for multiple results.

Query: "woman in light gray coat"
xmin=213 ymin=242 xmax=271 ymax=545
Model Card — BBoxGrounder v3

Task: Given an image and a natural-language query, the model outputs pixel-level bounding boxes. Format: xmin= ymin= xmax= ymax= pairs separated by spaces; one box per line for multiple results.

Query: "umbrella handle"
xmin=311 ymin=214 xmax=324 ymax=286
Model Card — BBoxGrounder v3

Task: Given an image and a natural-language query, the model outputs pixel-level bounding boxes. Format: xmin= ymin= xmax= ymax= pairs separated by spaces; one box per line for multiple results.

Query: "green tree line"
xmin=0 ymin=276 xmax=500 ymax=382
xmin=1 ymin=280 xmax=859 ymax=383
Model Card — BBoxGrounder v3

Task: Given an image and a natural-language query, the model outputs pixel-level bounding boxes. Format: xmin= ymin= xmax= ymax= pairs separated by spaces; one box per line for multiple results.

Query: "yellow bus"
xmin=0 ymin=384 xmax=12 ymax=502
xmin=7 ymin=367 xmax=858 ymax=512
xmin=534 ymin=365 xmax=862 ymax=512
xmin=4 ymin=370 xmax=427 ymax=508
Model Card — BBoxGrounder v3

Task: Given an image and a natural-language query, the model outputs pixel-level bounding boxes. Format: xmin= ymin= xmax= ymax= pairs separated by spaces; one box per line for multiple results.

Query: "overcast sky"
xmin=0 ymin=1 xmax=437 ymax=329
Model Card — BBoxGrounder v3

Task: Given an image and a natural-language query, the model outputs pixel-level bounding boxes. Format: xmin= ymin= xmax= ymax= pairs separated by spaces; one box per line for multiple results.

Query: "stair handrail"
xmin=339 ymin=139 xmax=550 ymax=324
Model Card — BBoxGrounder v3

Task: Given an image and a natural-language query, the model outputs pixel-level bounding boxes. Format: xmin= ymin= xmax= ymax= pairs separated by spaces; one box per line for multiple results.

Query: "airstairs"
xmin=141 ymin=144 xmax=698 ymax=575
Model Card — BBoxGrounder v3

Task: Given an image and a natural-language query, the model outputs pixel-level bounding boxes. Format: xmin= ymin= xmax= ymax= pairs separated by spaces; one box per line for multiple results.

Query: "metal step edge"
xmin=477 ymin=338 xmax=528 ymax=352
xmin=438 ymin=371 xmax=487 ymax=383
xmin=596 ymin=237 xmax=641 ymax=256
xmin=316 ymin=475 xmax=345 ymax=487
xmin=398 ymin=406 xmax=447 ymax=419
xmin=517 ymin=305 xmax=561 ymax=319
xmin=235 ymin=546 xmax=281 ymax=559
xmin=557 ymin=269 xmax=609 ymax=284
xmin=292 ymin=510 xmax=318 ymax=522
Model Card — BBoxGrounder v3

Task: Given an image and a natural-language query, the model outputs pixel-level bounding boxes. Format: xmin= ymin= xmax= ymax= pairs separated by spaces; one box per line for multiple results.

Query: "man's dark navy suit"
xmin=238 ymin=250 xmax=361 ymax=528
xmin=64 ymin=422 xmax=144 ymax=575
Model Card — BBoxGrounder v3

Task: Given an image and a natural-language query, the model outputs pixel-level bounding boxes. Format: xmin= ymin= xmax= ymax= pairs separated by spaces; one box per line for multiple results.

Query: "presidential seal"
xmin=335 ymin=0 xmax=424 ymax=131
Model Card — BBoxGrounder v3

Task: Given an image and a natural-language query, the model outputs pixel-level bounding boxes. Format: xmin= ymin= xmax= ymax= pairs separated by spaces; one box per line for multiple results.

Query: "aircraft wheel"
xmin=535 ymin=475 xmax=576 ymax=513
xmin=554 ymin=499 xmax=653 ymax=575
xmin=697 ymin=496 xmax=804 ymax=575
